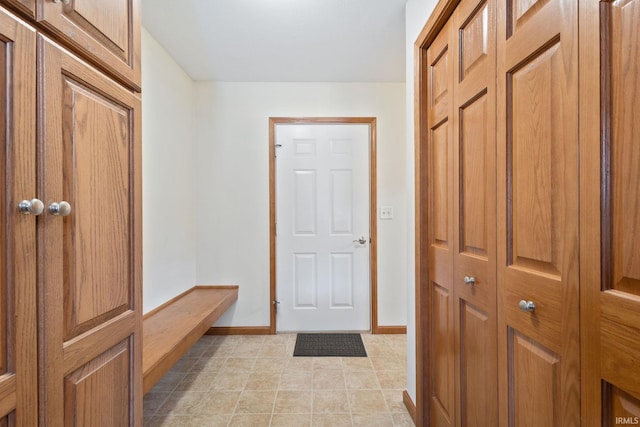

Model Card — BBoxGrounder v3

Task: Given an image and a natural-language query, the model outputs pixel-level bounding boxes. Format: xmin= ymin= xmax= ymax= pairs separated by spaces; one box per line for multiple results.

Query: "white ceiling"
xmin=141 ymin=0 xmax=407 ymax=82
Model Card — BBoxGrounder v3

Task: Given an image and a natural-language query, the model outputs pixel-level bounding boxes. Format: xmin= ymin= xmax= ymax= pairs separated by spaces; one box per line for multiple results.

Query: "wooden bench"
xmin=142 ymin=285 xmax=239 ymax=394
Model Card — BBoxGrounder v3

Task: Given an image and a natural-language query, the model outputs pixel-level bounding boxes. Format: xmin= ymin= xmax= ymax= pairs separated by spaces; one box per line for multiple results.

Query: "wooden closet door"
xmin=496 ymin=0 xmax=580 ymax=423
xmin=581 ymin=0 xmax=640 ymax=425
xmin=37 ymin=35 xmax=142 ymax=425
xmin=426 ymin=18 xmax=456 ymax=427
xmin=452 ymin=0 xmax=498 ymax=424
xmin=0 ymin=8 xmax=37 ymax=426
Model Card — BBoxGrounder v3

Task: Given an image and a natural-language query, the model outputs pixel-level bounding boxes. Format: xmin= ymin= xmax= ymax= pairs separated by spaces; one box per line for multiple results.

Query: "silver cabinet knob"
xmin=49 ymin=201 xmax=72 ymax=217
xmin=463 ymin=276 xmax=476 ymax=285
xmin=352 ymin=236 xmax=367 ymax=245
xmin=53 ymin=0 xmax=71 ymax=5
xmin=18 ymin=198 xmax=45 ymax=216
xmin=519 ymin=300 xmax=536 ymax=313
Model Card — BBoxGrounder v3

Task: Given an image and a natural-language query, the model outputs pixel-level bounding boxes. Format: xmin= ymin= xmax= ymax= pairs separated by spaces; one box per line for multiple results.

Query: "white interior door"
xmin=276 ymin=123 xmax=370 ymax=332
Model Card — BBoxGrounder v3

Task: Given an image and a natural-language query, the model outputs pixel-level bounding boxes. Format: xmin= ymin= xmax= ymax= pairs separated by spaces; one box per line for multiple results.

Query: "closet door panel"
xmin=497 ymin=0 xmax=579 ymax=422
xmin=598 ymin=0 xmax=640 ymax=421
xmin=427 ymin=20 xmax=456 ymax=427
xmin=0 ymin=8 xmax=37 ymax=425
xmin=453 ymin=0 xmax=498 ymax=424
xmin=38 ymin=35 xmax=142 ymax=425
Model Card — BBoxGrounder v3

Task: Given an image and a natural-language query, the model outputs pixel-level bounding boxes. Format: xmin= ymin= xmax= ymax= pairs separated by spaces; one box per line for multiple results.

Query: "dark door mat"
xmin=293 ymin=333 xmax=367 ymax=357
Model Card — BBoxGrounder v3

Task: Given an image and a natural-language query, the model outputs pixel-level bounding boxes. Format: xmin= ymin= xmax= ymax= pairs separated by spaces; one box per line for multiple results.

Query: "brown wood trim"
xmin=269 ymin=117 xmax=379 ymax=333
xmin=579 ymin=0 xmax=604 ymax=425
xmin=206 ymin=326 xmax=272 ymax=336
xmin=415 ymin=0 xmax=461 ymax=49
xmin=369 ymin=118 xmax=379 ymax=333
xmin=143 ymin=285 xmax=238 ymax=320
xmin=403 ymin=390 xmax=417 ymax=423
xmin=414 ymin=42 xmax=430 ymax=427
xmin=373 ymin=326 xmax=407 ymax=334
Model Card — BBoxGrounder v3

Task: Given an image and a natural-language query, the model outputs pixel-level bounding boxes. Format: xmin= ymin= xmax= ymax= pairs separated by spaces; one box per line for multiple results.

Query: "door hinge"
xmin=274 ymin=144 xmax=282 ymax=157
xmin=273 ymin=300 xmax=280 ymax=312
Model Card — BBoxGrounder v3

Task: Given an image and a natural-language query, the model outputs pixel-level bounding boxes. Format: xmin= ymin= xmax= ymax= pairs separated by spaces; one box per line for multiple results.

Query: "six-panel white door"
xmin=276 ymin=124 xmax=370 ymax=332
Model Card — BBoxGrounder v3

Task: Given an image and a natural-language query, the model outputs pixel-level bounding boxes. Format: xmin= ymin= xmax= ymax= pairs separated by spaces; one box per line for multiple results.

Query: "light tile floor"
xmin=144 ymin=333 xmax=414 ymax=427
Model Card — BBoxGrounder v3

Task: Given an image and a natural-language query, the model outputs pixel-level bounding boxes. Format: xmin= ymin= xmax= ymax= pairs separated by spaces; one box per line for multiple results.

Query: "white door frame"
xmin=269 ymin=117 xmax=380 ymax=333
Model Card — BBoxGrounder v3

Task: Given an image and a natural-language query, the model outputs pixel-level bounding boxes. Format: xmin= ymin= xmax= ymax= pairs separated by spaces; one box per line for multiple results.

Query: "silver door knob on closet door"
xmin=53 ymin=0 xmax=71 ymax=5
xmin=463 ymin=276 xmax=476 ymax=285
xmin=49 ymin=201 xmax=72 ymax=217
xmin=353 ymin=237 xmax=367 ymax=245
xmin=18 ymin=199 xmax=45 ymax=216
xmin=519 ymin=300 xmax=536 ymax=313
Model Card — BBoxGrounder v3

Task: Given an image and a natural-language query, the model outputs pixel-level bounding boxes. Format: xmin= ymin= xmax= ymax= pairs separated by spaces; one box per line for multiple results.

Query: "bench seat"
xmin=142 ymin=285 xmax=238 ymax=394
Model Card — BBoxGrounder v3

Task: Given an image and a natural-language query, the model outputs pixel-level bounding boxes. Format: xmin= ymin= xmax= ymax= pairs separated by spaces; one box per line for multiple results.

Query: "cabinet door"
xmin=426 ymin=19 xmax=456 ymax=427
xmin=37 ymin=35 xmax=142 ymax=426
xmin=0 ymin=7 xmax=37 ymax=426
xmin=0 ymin=0 xmax=35 ymax=18
xmin=581 ymin=0 xmax=640 ymax=425
xmin=36 ymin=0 xmax=140 ymax=91
xmin=452 ymin=0 xmax=498 ymax=424
xmin=496 ymin=0 xmax=580 ymax=423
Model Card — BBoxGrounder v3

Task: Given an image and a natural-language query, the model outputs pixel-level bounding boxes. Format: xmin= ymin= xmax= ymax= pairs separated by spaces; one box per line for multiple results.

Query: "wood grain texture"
xmin=35 ymin=0 xmax=141 ymax=91
xmin=64 ymin=340 xmax=131 ymax=426
xmin=426 ymin=15 xmax=456 ymax=427
xmin=578 ymin=0 xmax=603 ymax=424
xmin=142 ymin=286 xmax=239 ymax=394
xmin=38 ymin=36 xmax=142 ymax=425
xmin=452 ymin=0 xmax=498 ymax=424
xmin=0 ymin=8 xmax=37 ymax=425
xmin=268 ymin=117 xmax=378 ymax=334
xmin=496 ymin=0 xmax=580 ymax=423
xmin=0 ymin=0 xmax=35 ymax=18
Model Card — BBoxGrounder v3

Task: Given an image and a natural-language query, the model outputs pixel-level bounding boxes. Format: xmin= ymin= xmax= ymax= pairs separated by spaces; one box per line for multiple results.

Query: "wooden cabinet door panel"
xmin=36 ymin=0 xmax=140 ymax=91
xmin=581 ymin=0 xmax=640 ymax=424
xmin=38 ymin=35 xmax=142 ymax=426
xmin=453 ymin=0 xmax=499 ymax=424
xmin=0 ymin=0 xmax=35 ymax=18
xmin=0 ymin=8 xmax=37 ymax=425
xmin=497 ymin=0 xmax=580 ymax=423
xmin=427 ymin=19 xmax=456 ymax=427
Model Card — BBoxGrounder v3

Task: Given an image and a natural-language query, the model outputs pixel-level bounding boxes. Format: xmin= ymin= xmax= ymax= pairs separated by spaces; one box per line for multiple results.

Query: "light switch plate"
xmin=380 ymin=206 xmax=394 ymax=220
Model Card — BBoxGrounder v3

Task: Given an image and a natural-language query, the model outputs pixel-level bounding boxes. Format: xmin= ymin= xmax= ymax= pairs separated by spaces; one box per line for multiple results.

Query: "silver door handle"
xmin=49 ymin=201 xmax=72 ymax=217
xmin=352 ymin=236 xmax=367 ymax=245
xmin=519 ymin=300 xmax=536 ymax=313
xmin=463 ymin=276 xmax=476 ymax=285
xmin=18 ymin=198 xmax=45 ymax=216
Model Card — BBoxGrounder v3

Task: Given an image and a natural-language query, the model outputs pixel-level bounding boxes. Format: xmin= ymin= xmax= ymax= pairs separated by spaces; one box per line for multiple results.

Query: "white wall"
xmin=142 ymin=28 xmax=198 ymax=312
xmin=405 ymin=0 xmax=439 ymax=403
xmin=194 ymin=82 xmax=407 ymax=328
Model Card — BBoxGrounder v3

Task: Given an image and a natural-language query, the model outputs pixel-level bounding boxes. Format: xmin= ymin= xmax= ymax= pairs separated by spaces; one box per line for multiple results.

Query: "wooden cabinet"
xmin=36 ymin=0 xmax=141 ymax=91
xmin=416 ymin=0 xmax=640 ymax=425
xmin=38 ymin=35 xmax=142 ymax=425
xmin=0 ymin=1 xmax=142 ymax=425
xmin=0 ymin=8 xmax=37 ymax=426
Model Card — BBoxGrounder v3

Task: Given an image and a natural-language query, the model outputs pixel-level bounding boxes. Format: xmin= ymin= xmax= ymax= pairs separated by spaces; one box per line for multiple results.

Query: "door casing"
xmin=269 ymin=117 xmax=379 ymax=333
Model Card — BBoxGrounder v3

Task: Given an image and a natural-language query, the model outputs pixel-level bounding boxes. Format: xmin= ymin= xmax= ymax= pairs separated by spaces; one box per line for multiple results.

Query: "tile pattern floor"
xmin=144 ymin=333 xmax=414 ymax=426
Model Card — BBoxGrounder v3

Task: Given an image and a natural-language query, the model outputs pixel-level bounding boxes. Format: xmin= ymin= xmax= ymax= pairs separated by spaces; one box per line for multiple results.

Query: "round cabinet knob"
xmin=519 ymin=300 xmax=536 ymax=313
xmin=463 ymin=276 xmax=476 ymax=285
xmin=18 ymin=198 xmax=45 ymax=216
xmin=49 ymin=201 xmax=72 ymax=217
xmin=53 ymin=0 xmax=71 ymax=5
